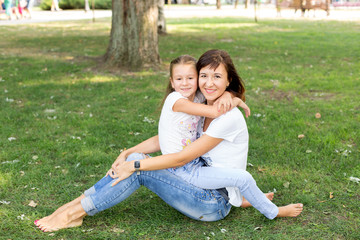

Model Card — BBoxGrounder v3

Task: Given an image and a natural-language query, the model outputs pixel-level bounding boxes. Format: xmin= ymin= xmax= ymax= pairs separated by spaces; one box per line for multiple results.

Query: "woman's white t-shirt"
xmin=198 ymin=108 xmax=249 ymax=206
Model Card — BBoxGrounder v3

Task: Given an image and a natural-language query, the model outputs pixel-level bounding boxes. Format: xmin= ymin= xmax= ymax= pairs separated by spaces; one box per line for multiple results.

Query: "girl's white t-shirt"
xmin=198 ymin=108 xmax=249 ymax=206
xmin=158 ymin=91 xmax=204 ymax=155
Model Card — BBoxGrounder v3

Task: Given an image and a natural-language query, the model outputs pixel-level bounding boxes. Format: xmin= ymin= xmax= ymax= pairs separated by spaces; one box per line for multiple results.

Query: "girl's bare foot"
xmin=277 ymin=203 xmax=303 ymax=217
xmin=241 ymin=192 xmax=274 ymax=208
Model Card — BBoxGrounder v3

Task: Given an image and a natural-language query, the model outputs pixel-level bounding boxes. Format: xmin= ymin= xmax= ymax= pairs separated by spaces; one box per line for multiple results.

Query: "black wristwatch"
xmin=134 ymin=161 xmax=140 ymax=175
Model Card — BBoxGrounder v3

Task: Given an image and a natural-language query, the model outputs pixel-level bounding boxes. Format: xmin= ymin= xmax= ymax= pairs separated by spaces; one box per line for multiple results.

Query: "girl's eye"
xmin=200 ymin=74 xmax=206 ymax=78
xmin=215 ymin=75 xmax=221 ymax=79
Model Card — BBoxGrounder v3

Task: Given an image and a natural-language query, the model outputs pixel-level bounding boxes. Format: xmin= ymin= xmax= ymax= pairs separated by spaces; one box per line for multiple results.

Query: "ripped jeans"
xmin=80 ymin=153 xmax=231 ymax=221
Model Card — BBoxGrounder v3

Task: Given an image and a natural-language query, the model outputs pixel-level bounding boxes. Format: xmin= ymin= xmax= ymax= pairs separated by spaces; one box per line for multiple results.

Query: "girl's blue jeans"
xmin=80 ymin=153 xmax=231 ymax=221
xmin=184 ymin=166 xmax=279 ymax=219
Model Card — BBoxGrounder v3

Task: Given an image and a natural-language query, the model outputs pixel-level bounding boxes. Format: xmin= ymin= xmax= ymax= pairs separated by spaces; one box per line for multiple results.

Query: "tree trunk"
xmin=245 ymin=0 xmax=249 ymax=9
xmin=84 ymin=0 xmax=90 ymax=12
xmin=234 ymin=0 xmax=239 ymax=8
xmin=104 ymin=0 xmax=160 ymax=70
xmin=158 ymin=0 xmax=166 ymax=34
xmin=216 ymin=0 xmax=221 ymax=9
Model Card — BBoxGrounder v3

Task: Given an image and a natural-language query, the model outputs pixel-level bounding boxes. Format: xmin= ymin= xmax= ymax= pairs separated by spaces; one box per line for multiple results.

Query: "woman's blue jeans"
xmin=80 ymin=153 xmax=231 ymax=221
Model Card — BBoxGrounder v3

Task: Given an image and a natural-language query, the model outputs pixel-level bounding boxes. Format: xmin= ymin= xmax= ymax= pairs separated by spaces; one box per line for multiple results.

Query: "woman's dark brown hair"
xmin=196 ymin=49 xmax=246 ymax=101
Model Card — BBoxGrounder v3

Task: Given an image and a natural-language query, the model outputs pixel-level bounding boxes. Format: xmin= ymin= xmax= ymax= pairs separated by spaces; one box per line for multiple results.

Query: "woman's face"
xmin=198 ymin=63 xmax=229 ymax=105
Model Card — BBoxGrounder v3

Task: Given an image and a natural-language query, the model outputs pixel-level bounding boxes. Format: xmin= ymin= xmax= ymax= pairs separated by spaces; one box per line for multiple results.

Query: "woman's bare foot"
xmin=35 ymin=202 xmax=86 ymax=232
xmin=241 ymin=192 xmax=274 ymax=208
xmin=277 ymin=203 xmax=303 ymax=217
xmin=35 ymin=195 xmax=85 ymax=228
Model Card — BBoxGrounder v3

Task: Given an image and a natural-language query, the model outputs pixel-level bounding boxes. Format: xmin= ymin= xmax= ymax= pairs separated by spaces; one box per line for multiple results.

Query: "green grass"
xmin=0 ymin=15 xmax=359 ymax=239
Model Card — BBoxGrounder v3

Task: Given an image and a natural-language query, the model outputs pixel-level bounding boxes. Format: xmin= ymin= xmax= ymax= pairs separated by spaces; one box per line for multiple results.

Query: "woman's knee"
xmin=126 ymin=152 xmax=146 ymax=162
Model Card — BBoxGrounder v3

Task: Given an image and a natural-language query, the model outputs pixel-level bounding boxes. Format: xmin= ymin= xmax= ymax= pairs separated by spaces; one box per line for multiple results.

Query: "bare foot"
xmin=35 ymin=202 xmax=86 ymax=232
xmin=241 ymin=192 xmax=275 ymax=208
xmin=277 ymin=203 xmax=303 ymax=217
xmin=35 ymin=195 xmax=85 ymax=228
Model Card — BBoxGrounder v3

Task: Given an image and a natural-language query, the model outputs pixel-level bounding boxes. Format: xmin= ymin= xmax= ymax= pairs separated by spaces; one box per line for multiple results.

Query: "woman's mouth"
xmin=205 ymin=88 xmax=216 ymax=94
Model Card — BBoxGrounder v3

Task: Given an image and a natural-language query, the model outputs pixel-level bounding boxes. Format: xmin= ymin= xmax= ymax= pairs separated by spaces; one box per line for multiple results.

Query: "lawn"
xmin=0 ymin=15 xmax=359 ymax=239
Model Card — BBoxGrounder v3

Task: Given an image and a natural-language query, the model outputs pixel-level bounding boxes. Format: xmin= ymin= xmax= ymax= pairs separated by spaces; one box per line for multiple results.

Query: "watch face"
xmin=134 ymin=161 xmax=140 ymax=168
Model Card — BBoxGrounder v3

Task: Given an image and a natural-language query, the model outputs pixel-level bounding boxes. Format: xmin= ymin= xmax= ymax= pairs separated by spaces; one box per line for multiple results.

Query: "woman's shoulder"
xmin=217 ymin=108 xmax=244 ymax=122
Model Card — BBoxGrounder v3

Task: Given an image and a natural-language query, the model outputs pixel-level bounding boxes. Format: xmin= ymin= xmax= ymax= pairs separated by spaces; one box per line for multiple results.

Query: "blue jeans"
xmin=185 ymin=166 xmax=279 ymax=219
xmin=81 ymin=153 xmax=231 ymax=221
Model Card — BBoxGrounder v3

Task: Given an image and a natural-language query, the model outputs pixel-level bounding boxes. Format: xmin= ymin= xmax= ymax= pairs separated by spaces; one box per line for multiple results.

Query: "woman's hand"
xmin=111 ymin=161 xmax=135 ymax=186
xmin=111 ymin=151 xmax=127 ymax=170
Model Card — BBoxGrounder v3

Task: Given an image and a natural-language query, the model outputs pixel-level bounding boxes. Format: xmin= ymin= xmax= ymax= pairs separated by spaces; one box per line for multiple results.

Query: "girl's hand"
xmin=111 ymin=161 xmax=135 ymax=186
xmin=234 ymin=98 xmax=251 ymax=118
xmin=214 ymin=91 xmax=234 ymax=113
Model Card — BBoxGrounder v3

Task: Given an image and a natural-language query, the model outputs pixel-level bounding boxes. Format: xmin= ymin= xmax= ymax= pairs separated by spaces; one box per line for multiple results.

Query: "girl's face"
xmin=199 ymin=63 xmax=229 ymax=105
xmin=171 ymin=64 xmax=198 ymax=101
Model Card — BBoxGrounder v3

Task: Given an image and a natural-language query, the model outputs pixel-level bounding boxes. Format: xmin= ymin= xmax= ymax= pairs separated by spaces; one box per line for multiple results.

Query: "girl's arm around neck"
xmin=111 ymin=135 xmax=222 ymax=186
xmin=173 ymin=98 xmax=223 ymax=119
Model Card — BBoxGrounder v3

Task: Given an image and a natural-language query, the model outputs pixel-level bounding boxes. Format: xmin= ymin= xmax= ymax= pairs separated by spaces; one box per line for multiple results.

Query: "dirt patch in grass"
xmin=262 ymin=89 xmax=337 ymax=102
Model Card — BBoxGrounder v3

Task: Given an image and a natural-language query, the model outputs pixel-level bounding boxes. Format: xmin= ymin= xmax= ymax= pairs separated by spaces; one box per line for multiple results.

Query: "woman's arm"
xmin=111 ymin=134 xmax=222 ymax=186
xmin=111 ymin=135 xmax=160 ymax=170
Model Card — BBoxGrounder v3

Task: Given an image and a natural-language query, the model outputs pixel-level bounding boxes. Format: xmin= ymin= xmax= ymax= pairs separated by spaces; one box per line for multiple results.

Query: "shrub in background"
xmin=40 ymin=0 xmax=112 ymax=10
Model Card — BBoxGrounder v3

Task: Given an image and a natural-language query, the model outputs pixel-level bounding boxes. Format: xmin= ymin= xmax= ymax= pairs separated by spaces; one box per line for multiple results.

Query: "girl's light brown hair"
xmin=161 ymin=55 xmax=197 ymax=105
xmin=196 ymin=49 xmax=246 ymax=101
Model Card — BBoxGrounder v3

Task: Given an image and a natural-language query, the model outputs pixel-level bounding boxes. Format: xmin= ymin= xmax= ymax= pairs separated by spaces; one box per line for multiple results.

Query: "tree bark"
xmin=84 ymin=0 xmax=90 ymax=12
xmin=104 ymin=0 xmax=160 ymax=70
xmin=234 ymin=0 xmax=239 ymax=9
xmin=216 ymin=0 xmax=221 ymax=9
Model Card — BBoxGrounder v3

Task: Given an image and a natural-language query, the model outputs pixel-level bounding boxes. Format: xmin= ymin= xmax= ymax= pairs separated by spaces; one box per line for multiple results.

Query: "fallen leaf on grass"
xmin=349 ymin=176 xmax=360 ymax=183
xmin=28 ymin=200 xmax=37 ymax=208
xmin=112 ymin=227 xmax=125 ymax=233
xmin=257 ymin=167 xmax=267 ymax=172
xmin=254 ymin=226 xmax=262 ymax=231
xmin=0 ymin=200 xmax=11 ymax=205
xmin=329 ymin=192 xmax=334 ymax=199
xmin=306 ymin=150 xmax=312 ymax=153
xmin=20 ymin=171 xmax=25 ymax=176
xmin=298 ymin=134 xmax=305 ymax=139
xmin=315 ymin=113 xmax=321 ymax=118
xmin=283 ymin=182 xmax=290 ymax=188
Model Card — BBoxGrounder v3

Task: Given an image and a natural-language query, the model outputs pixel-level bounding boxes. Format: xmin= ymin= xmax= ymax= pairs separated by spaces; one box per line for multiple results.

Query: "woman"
xmin=35 ymin=50 xmax=302 ymax=232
